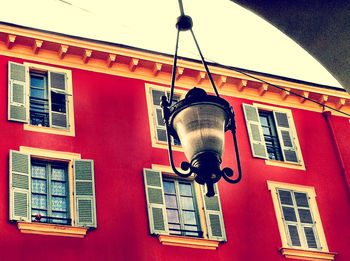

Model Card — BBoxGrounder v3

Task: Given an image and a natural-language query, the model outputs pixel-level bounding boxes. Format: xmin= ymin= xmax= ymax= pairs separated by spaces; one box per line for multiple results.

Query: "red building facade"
xmin=0 ymin=22 xmax=349 ymax=261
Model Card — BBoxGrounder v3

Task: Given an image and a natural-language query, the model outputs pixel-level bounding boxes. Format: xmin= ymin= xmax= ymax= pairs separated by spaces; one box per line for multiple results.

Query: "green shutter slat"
xmin=9 ymin=150 xmax=31 ymax=222
xmin=77 ymin=199 xmax=93 ymax=223
xmin=242 ymin=104 xmax=268 ymax=159
xmin=273 ymin=111 xmax=299 ymax=164
xmin=298 ymin=209 xmax=313 ymax=224
xmin=282 ymin=206 xmax=297 ymax=222
xmin=8 ymin=62 xmax=28 ymax=123
xmin=143 ymin=168 xmax=168 ymax=235
xmin=201 ymin=184 xmax=226 ymax=241
xmin=74 ymin=159 xmax=97 ymax=228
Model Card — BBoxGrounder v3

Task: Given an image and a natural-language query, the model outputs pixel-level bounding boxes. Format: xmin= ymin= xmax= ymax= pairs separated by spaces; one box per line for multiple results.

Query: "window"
xmin=267 ymin=181 xmax=336 ymax=261
xmin=8 ymin=61 xmax=75 ymax=136
xmin=9 ymin=148 xmax=96 ymax=237
xmin=243 ymin=103 xmax=304 ymax=168
xmin=145 ymin=84 xmax=183 ymax=148
xmin=31 ymin=160 xmax=69 ymax=225
xmin=143 ymin=168 xmax=226 ymax=249
xmin=163 ymin=179 xmax=201 ymax=237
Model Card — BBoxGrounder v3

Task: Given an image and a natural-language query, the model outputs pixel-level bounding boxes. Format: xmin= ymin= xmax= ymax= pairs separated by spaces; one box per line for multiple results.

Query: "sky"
xmin=0 ymin=0 xmax=342 ymax=88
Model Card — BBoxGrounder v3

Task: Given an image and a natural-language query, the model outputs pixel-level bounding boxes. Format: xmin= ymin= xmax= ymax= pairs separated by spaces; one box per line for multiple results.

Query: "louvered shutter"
xmin=242 ymin=104 xmax=268 ymax=159
xmin=151 ymin=89 xmax=167 ymax=142
xmin=9 ymin=150 xmax=31 ymax=222
xmin=74 ymin=159 xmax=97 ymax=228
xmin=143 ymin=168 xmax=168 ymax=235
xmin=201 ymin=184 xmax=226 ymax=241
xmin=8 ymin=62 xmax=28 ymax=123
xmin=273 ymin=111 xmax=299 ymax=163
xmin=48 ymin=71 xmax=69 ymax=129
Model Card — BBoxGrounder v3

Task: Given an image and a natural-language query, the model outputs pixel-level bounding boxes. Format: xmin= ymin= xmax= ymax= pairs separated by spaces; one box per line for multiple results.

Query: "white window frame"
xmin=145 ymin=83 xmax=186 ymax=151
xmin=253 ymin=103 xmax=305 ymax=170
xmin=24 ymin=62 xmax=75 ymax=136
xmin=267 ymin=181 xmax=336 ymax=261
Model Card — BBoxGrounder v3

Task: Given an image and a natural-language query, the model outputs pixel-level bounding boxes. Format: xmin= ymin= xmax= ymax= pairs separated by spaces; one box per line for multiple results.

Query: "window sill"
xmin=17 ymin=222 xmax=88 ymax=238
xmin=280 ymin=248 xmax=337 ymax=261
xmin=158 ymin=235 xmax=220 ymax=250
xmin=24 ymin=124 xmax=75 ymax=137
xmin=265 ymin=159 xmax=305 ymax=170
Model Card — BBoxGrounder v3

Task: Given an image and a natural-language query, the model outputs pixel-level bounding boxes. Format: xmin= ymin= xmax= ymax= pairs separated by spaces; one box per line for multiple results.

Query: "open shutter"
xmin=9 ymin=150 xmax=31 ymax=222
xmin=74 ymin=159 xmax=97 ymax=228
xmin=273 ymin=111 xmax=299 ymax=163
xmin=8 ymin=62 xmax=28 ymax=123
xmin=143 ymin=168 xmax=168 ymax=235
xmin=242 ymin=103 xmax=268 ymax=159
xmin=49 ymin=71 xmax=69 ymax=129
xmin=201 ymin=184 xmax=226 ymax=241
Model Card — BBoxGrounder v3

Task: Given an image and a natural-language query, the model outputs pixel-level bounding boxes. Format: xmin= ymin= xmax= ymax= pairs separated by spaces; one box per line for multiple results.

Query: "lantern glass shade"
xmin=172 ymin=103 xmax=228 ymax=162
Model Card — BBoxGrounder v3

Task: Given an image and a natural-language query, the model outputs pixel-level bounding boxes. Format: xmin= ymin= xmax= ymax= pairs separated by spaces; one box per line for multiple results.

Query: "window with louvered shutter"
xmin=9 ymin=150 xmax=31 ymax=221
xmin=201 ymin=184 xmax=226 ymax=241
xmin=143 ymin=168 xmax=226 ymax=242
xmin=74 ymin=159 xmax=97 ymax=228
xmin=8 ymin=62 xmax=28 ymax=123
xmin=149 ymin=88 xmax=181 ymax=145
xmin=242 ymin=104 xmax=268 ymax=159
xmin=243 ymin=103 xmax=302 ymax=165
xmin=143 ymin=168 xmax=168 ymax=235
xmin=273 ymin=111 xmax=299 ymax=163
xmin=277 ymin=189 xmax=320 ymax=250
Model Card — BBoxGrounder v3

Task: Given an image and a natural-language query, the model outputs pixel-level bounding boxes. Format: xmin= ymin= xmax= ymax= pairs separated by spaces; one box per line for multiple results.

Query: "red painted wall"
xmin=0 ymin=54 xmax=349 ymax=261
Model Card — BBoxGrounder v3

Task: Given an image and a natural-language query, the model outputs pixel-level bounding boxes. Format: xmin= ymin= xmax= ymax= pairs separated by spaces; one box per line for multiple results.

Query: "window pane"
xmin=294 ymin=192 xmax=309 ymax=207
xmin=165 ymin=195 xmax=177 ymax=208
xmin=51 ymin=92 xmax=66 ymax=113
xmin=32 ymin=179 xmax=47 ymax=194
xmin=52 ymin=167 xmax=66 ymax=181
xmin=282 ymin=206 xmax=297 ymax=222
xmin=169 ymin=223 xmax=181 ymax=235
xmin=179 ymin=183 xmax=192 ymax=196
xmin=181 ymin=197 xmax=194 ymax=210
xmin=288 ymin=225 xmax=301 ymax=246
xmin=183 ymin=210 xmax=197 ymax=225
xmin=30 ymin=75 xmax=45 ymax=88
xmin=52 ymin=196 xmax=67 ymax=211
xmin=166 ymin=209 xmax=179 ymax=223
xmin=32 ymin=165 xmax=46 ymax=178
xmin=298 ymin=209 xmax=313 ymax=224
xmin=278 ymin=190 xmax=293 ymax=205
xmin=30 ymin=88 xmax=45 ymax=99
xmin=51 ymin=181 xmax=66 ymax=196
xmin=259 ymin=115 xmax=268 ymax=126
xmin=304 ymin=227 xmax=318 ymax=248
xmin=32 ymin=194 xmax=47 ymax=210
xmin=163 ymin=181 xmax=175 ymax=194
xmin=184 ymin=225 xmax=200 ymax=237
xmin=52 ymin=211 xmax=68 ymax=224
xmin=262 ymin=126 xmax=271 ymax=135
xmin=32 ymin=209 xmax=48 ymax=223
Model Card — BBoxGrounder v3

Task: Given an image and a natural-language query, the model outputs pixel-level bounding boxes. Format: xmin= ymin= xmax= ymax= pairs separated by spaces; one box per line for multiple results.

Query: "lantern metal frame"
xmin=161 ymin=3 xmax=242 ymax=197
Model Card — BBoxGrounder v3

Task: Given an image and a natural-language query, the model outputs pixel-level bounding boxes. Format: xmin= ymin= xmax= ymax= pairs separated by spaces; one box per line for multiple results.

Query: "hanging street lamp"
xmin=161 ymin=2 xmax=242 ymax=197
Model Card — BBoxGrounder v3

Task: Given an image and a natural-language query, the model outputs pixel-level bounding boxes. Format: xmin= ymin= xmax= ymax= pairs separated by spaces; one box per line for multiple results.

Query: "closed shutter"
xmin=8 ymin=62 xmax=28 ymax=123
xmin=74 ymin=159 xmax=97 ymax=228
xmin=242 ymin=104 xmax=268 ymax=159
xmin=49 ymin=71 xmax=69 ymax=129
xmin=201 ymin=184 xmax=226 ymax=241
xmin=9 ymin=150 xmax=31 ymax=222
xmin=273 ymin=111 xmax=299 ymax=163
xmin=143 ymin=168 xmax=168 ymax=235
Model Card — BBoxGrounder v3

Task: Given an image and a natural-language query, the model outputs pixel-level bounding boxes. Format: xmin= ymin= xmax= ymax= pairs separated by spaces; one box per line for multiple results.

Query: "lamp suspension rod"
xmin=189 ymin=28 xmax=219 ymax=97
xmin=178 ymin=0 xmax=185 ymax=15
xmin=169 ymin=28 xmax=181 ymax=104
